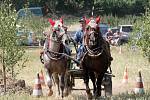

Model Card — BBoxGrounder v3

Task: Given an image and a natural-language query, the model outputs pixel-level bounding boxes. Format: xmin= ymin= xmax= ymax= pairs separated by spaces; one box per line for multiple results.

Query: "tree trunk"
xmin=12 ymin=66 xmax=14 ymax=78
xmin=2 ymin=49 xmax=6 ymax=93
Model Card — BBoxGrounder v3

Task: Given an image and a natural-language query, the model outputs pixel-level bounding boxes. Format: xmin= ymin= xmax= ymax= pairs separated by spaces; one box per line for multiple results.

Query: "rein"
xmin=47 ymin=50 xmax=80 ymax=64
xmin=46 ymin=50 xmax=64 ymax=60
xmin=40 ymin=49 xmax=80 ymax=65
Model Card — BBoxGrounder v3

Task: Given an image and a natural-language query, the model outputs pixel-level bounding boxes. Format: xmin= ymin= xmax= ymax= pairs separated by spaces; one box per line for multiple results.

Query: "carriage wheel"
xmin=103 ymin=74 xmax=112 ymax=96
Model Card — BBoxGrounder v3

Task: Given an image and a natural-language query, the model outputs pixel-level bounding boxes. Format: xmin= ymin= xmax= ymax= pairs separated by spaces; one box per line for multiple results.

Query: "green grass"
xmin=0 ymin=94 xmax=87 ymax=100
xmin=111 ymin=45 xmax=150 ymax=84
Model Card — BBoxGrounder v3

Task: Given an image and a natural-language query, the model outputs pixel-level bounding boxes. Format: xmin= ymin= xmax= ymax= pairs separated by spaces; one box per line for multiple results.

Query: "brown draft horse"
xmin=42 ymin=18 xmax=71 ymax=98
xmin=81 ymin=17 xmax=112 ymax=99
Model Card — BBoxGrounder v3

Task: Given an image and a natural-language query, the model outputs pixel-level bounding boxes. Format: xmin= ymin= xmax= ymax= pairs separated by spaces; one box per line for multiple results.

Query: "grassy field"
xmin=0 ymin=45 xmax=150 ymax=99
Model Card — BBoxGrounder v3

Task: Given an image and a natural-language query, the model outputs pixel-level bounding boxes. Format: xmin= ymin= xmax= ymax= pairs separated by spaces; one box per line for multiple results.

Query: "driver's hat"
xmin=79 ymin=17 xmax=86 ymax=23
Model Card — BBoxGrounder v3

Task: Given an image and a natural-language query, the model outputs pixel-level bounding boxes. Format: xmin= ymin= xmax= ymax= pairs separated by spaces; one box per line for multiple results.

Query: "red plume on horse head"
xmin=83 ymin=16 xmax=90 ymax=25
xmin=59 ymin=17 xmax=63 ymax=24
xmin=96 ymin=16 xmax=100 ymax=24
xmin=84 ymin=16 xmax=100 ymax=25
xmin=48 ymin=18 xmax=55 ymax=26
xmin=48 ymin=18 xmax=64 ymax=29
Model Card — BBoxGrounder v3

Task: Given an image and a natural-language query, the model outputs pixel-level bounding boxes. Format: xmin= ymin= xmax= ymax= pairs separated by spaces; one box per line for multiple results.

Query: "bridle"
xmin=85 ymin=26 xmax=103 ymax=57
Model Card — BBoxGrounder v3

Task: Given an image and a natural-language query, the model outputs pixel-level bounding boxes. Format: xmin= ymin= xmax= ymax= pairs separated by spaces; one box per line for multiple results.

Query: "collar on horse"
xmin=46 ymin=50 xmax=65 ymax=60
xmin=85 ymin=45 xmax=104 ymax=57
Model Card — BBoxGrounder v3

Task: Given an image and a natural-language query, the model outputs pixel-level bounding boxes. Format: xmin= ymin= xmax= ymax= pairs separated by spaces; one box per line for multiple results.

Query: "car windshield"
xmin=122 ymin=26 xmax=132 ymax=32
xmin=30 ymin=8 xmax=43 ymax=16
xmin=17 ymin=7 xmax=43 ymax=19
xmin=99 ymin=24 xmax=109 ymax=36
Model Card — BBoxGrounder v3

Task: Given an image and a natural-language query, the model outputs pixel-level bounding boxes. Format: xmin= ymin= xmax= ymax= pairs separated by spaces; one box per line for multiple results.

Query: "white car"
xmin=118 ymin=25 xmax=133 ymax=33
xmin=118 ymin=25 xmax=133 ymax=44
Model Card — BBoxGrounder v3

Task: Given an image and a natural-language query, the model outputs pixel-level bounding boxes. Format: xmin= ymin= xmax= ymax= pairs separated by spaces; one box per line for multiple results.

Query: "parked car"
xmin=17 ymin=7 xmax=43 ymax=19
xmin=118 ymin=24 xmax=133 ymax=44
xmin=106 ymin=25 xmax=133 ymax=46
xmin=16 ymin=7 xmax=44 ymax=46
xmin=118 ymin=24 xmax=133 ymax=33
xmin=99 ymin=23 xmax=109 ymax=38
xmin=110 ymin=27 xmax=119 ymax=34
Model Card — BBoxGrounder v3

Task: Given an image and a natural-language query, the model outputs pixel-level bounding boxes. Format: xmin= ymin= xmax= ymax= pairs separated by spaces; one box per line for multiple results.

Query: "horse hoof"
xmin=64 ymin=89 xmax=71 ymax=97
xmin=64 ymin=92 xmax=69 ymax=97
xmin=47 ymin=90 xmax=53 ymax=96
xmin=87 ymin=93 xmax=92 ymax=100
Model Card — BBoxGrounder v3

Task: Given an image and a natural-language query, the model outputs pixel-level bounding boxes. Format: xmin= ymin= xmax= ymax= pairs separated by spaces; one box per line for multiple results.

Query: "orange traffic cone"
xmin=122 ymin=67 xmax=128 ymax=84
xmin=32 ymin=73 xmax=43 ymax=97
xmin=39 ymin=70 xmax=46 ymax=86
xmin=134 ymin=71 xmax=145 ymax=94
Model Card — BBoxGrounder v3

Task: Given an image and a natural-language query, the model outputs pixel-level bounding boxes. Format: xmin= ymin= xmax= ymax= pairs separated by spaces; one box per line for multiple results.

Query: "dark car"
xmin=99 ymin=23 xmax=109 ymax=38
xmin=17 ymin=7 xmax=43 ymax=19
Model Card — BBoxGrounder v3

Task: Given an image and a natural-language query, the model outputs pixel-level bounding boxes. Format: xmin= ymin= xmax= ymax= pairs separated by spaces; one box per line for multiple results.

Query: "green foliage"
xmin=100 ymin=14 xmax=138 ymax=27
xmin=110 ymin=91 xmax=150 ymax=100
xmin=130 ymin=8 xmax=150 ymax=62
xmin=12 ymin=0 xmax=150 ymax=16
xmin=18 ymin=15 xmax=49 ymax=41
xmin=0 ymin=1 xmax=25 ymax=78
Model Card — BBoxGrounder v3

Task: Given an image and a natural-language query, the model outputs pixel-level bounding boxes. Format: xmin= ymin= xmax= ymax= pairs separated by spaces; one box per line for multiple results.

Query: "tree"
xmin=130 ymin=8 xmax=150 ymax=62
xmin=0 ymin=1 xmax=25 ymax=92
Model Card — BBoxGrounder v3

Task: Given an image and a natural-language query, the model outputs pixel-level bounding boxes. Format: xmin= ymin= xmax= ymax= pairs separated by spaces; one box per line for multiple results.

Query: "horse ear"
xmin=48 ymin=18 xmax=55 ymax=26
xmin=96 ymin=16 xmax=100 ymax=24
xmin=86 ymin=19 xmax=90 ymax=25
xmin=82 ymin=16 xmax=89 ymax=25
xmin=60 ymin=17 xmax=63 ymax=24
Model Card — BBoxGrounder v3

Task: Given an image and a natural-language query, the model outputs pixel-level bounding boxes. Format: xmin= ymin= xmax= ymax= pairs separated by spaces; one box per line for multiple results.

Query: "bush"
xmin=130 ymin=9 xmax=150 ymax=62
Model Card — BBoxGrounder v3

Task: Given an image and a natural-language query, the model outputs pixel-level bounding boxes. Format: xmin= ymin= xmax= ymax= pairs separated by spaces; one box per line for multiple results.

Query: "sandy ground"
xmin=39 ymin=76 xmax=135 ymax=100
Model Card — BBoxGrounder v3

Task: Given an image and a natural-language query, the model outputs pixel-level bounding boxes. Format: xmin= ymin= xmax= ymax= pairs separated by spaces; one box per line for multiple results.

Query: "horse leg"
xmin=96 ymin=73 xmax=105 ymax=97
xmin=59 ymin=73 xmax=65 ymax=98
xmin=89 ymin=71 xmax=96 ymax=96
xmin=63 ymin=72 xmax=70 ymax=97
xmin=83 ymin=70 xmax=92 ymax=99
xmin=53 ymin=73 xmax=60 ymax=97
xmin=45 ymin=69 xmax=53 ymax=96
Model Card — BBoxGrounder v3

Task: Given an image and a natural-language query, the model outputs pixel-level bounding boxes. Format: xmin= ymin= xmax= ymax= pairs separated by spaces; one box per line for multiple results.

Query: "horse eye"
xmin=86 ymin=27 xmax=90 ymax=31
xmin=91 ymin=28 xmax=96 ymax=31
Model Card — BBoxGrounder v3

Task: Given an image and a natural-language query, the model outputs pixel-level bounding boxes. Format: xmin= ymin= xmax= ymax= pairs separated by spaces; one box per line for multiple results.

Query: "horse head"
xmin=48 ymin=18 xmax=68 ymax=52
xmin=84 ymin=16 xmax=101 ymax=51
xmin=48 ymin=18 xmax=66 ymax=42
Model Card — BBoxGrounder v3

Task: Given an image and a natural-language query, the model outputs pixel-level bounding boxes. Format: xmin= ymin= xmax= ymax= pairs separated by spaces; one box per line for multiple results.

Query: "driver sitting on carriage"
xmin=73 ymin=17 xmax=113 ymax=66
